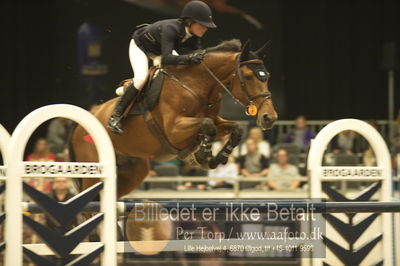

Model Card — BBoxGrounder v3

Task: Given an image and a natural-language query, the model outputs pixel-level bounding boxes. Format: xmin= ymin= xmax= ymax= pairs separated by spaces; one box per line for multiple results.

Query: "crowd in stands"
xmin=159 ymin=115 xmax=313 ymax=191
xmin=23 ymin=113 xmax=400 ymax=196
xmin=145 ymin=115 xmax=391 ymax=192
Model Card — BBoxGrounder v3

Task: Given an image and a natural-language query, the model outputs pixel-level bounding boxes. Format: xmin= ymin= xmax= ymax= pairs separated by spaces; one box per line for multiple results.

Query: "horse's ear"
xmin=254 ymin=40 xmax=271 ymax=60
xmin=239 ymin=39 xmax=251 ymax=62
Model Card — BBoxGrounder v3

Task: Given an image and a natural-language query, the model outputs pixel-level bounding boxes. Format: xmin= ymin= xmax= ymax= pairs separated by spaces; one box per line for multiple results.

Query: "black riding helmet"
xmin=181 ymin=1 xmax=217 ymax=28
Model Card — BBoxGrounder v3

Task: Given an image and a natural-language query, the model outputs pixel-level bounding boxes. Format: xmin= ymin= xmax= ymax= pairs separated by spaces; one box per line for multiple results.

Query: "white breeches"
xmin=115 ymin=40 xmax=179 ymax=95
xmin=129 ymin=39 xmax=149 ymax=90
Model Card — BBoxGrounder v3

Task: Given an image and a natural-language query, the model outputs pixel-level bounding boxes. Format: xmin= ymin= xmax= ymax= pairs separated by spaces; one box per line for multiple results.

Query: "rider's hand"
xmin=188 ymin=50 xmax=205 ymax=64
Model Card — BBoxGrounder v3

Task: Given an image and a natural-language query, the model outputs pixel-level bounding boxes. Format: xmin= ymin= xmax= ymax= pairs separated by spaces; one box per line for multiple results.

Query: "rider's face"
xmin=189 ymin=23 xmax=208 ymax=37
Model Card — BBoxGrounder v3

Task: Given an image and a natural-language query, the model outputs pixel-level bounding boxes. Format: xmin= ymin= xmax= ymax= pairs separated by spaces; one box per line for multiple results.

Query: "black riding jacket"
xmin=132 ymin=19 xmax=202 ymax=65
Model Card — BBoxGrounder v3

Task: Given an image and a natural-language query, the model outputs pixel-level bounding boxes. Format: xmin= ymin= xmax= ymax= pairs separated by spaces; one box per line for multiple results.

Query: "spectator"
xmin=178 ymin=160 xmax=207 ymax=191
xmin=212 ymin=134 xmax=230 ymax=157
xmin=46 ymin=118 xmax=72 ymax=160
xmin=236 ymin=127 xmax=271 ymax=158
xmin=363 ymin=147 xmax=376 ymax=166
xmin=26 ymin=138 xmax=55 ymax=162
xmin=266 ymin=149 xmax=300 ymax=190
xmin=208 ymin=156 xmax=238 ymax=189
xmin=181 ymin=162 xmax=207 ymax=177
xmin=236 ymin=139 xmax=269 ymax=189
xmin=284 ymin=115 xmax=315 ymax=152
xmin=26 ymin=138 xmax=55 ymax=192
xmin=331 ymin=130 xmax=358 ymax=155
xmin=45 ymin=178 xmax=76 ymax=232
xmin=148 ymin=158 xmax=182 ymax=177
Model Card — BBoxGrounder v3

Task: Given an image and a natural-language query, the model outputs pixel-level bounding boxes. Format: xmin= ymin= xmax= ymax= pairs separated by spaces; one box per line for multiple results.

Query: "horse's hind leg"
xmin=116 ymin=154 xmax=149 ymax=198
xmin=72 ymin=121 xmax=150 ymax=198
xmin=80 ymin=155 xmax=149 ymax=199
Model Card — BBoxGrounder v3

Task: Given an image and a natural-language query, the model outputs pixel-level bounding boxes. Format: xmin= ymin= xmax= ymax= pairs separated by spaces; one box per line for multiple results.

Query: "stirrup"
xmin=108 ymin=116 xmax=124 ymax=135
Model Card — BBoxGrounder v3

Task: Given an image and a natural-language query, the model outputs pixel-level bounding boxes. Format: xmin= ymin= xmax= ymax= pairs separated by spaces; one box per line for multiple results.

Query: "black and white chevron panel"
xmin=322 ymin=182 xmax=384 ymax=266
xmin=22 ymin=182 xmax=105 ymax=266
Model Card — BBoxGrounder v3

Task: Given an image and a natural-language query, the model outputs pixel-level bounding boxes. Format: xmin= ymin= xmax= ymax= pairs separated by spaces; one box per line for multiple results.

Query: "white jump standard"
xmin=3 ymin=104 xmax=117 ymax=266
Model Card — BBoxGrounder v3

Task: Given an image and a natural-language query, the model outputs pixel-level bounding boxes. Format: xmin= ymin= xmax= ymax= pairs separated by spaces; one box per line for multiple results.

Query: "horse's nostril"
xmin=263 ymin=114 xmax=276 ymax=124
xmin=263 ymin=114 xmax=271 ymax=122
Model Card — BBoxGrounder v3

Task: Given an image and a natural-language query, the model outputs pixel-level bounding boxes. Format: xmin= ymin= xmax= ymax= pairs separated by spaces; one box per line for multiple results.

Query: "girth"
xmin=143 ymin=111 xmax=198 ymax=160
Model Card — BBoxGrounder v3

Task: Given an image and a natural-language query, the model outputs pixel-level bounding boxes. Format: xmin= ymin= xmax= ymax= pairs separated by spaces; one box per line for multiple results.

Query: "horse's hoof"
xmin=219 ymin=156 xmax=228 ymax=165
xmin=208 ymin=159 xmax=218 ymax=169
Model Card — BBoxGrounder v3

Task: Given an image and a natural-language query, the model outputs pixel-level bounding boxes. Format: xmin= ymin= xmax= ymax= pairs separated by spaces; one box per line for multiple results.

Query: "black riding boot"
xmin=108 ymin=83 xmax=139 ymax=134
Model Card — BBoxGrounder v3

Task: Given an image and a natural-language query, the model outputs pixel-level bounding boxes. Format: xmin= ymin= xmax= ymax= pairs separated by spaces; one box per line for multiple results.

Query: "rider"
xmin=108 ymin=0 xmax=217 ymax=134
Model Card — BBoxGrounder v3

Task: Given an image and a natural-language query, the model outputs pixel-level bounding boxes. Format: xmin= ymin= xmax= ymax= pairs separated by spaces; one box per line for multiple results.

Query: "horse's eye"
xmin=244 ymin=75 xmax=252 ymax=80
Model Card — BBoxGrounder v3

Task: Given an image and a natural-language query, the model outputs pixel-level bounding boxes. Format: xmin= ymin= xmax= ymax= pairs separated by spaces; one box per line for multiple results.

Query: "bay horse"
xmin=71 ymin=39 xmax=278 ymax=198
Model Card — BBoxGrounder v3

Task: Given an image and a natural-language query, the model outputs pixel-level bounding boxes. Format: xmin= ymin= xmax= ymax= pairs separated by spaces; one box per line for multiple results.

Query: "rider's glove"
xmin=188 ymin=50 xmax=205 ymax=64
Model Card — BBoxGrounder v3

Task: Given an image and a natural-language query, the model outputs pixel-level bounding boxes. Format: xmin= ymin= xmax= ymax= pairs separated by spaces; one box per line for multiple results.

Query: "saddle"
xmin=118 ymin=67 xmax=165 ymax=116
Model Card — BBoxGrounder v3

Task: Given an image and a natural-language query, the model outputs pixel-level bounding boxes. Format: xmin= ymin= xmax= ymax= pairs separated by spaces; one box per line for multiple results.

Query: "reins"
xmin=200 ymin=61 xmax=243 ymax=107
xmin=160 ymin=69 xmax=217 ymax=108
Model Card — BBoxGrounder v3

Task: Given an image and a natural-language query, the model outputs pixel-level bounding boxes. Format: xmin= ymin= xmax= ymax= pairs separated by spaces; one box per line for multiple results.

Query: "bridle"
xmin=201 ymin=55 xmax=272 ymax=115
xmin=161 ymin=53 xmax=272 ymax=115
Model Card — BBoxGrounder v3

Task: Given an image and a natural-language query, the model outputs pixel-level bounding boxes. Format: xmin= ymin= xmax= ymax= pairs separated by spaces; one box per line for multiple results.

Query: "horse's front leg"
xmin=209 ymin=117 xmax=242 ymax=168
xmin=195 ymin=118 xmax=218 ymax=166
xmin=170 ymin=117 xmax=217 ymax=167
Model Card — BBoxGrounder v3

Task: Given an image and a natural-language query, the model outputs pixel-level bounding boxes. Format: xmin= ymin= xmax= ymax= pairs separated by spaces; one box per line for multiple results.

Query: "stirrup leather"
xmin=108 ymin=115 xmax=124 ymax=134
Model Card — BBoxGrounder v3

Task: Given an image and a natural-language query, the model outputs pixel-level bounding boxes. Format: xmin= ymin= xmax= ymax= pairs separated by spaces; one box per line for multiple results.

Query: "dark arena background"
xmin=2 ymin=0 xmax=400 ymax=130
xmin=1 ymin=0 xmax=400 ymax=266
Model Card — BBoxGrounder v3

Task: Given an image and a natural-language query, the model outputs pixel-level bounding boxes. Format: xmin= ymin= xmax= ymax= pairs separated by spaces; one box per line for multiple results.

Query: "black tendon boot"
xmin=108 ymin=83 xmax=139 ymax=134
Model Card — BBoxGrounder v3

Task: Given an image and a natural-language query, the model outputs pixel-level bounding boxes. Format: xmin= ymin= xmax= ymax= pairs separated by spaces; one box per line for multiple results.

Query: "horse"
xmin=71 ymin=39 xmax=278 ymax=198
